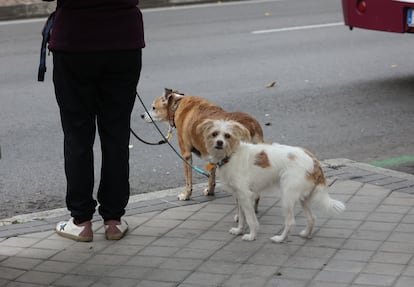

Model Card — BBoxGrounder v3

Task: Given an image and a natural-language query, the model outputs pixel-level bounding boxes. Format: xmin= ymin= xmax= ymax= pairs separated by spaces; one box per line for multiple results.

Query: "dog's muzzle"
xmin=215 ymin=140 xmax=224 ymax=150
xmin=141 ymin=112 xmax=153 ymax=123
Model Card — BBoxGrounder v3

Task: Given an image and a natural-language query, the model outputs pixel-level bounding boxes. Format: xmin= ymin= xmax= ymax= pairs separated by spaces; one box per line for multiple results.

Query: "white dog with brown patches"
xmin=198 ymin=119 xmax=345 ymax=242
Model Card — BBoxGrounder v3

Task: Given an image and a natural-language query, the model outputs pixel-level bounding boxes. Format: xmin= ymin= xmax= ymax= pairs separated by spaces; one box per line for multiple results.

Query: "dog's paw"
xmin=242 ymin=234 xmax=256 ymax=241
xmin=229 ymin=227 xmax=243 ymax=235
xmin=202 ymin=188 xmax=214 ymax=196
xmin=299 ymin=229 xmax=312 ymax=239
xmin=178 ymin=193 xmax=189 ymax=201
xmin=270 ymin=235 xmax=286 ymax=243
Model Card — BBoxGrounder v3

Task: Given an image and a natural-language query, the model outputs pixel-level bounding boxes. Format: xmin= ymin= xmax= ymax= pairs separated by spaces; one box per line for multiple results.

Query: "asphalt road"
xmin=1 ymin=0 xmax=413 ymax=219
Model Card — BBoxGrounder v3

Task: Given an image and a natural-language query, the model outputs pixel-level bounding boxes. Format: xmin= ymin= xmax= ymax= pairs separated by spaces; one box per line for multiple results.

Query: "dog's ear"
xmin=162 ymin=88 xmax=174 ymax=104
xmin=197 ymin=119 xmax=215 ymax=138
xmin=231 ymin=121 xmax=251 ymax=142
xmin=164 ymin=88 xmax=173 ymax=95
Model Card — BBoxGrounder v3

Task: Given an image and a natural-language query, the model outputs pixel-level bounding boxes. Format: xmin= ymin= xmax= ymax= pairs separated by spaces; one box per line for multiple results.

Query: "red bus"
xmin=342 ymin=0 xmax=414 ymax=33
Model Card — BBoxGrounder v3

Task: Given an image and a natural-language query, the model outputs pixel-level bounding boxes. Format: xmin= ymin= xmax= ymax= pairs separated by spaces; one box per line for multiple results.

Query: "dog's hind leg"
xmin=270 ymin=183 xmax=298 ymax=243
xmin=178 ymin=152 xmax=193 ymax=201
xmin=299 ymin=198 xmax=314 ymax=239
xmin=203 ymin=165 xmax=216 ymax=196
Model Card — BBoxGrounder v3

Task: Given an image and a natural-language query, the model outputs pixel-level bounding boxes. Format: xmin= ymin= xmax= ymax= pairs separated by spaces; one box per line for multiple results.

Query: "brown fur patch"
xmin=302 ymin=148 xmax=326 ymax=185
xmin=288 ymin=153 xmax=297 ymax=161
xmin=254 ymin=150 xmax=271 ymax=168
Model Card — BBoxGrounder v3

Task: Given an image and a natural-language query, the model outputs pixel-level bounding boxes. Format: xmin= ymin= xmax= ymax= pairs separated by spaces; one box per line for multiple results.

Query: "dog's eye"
xmin=152 ymin=106 xmax=156 ymax=111
xmin=224 ymin=133 xmax=231 ymax=139
xmin=212 ymin=131 xmax=218 ymax=137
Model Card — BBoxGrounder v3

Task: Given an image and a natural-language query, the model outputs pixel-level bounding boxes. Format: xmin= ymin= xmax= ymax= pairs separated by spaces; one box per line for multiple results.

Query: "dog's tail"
xmin=312 ymin=184 xmax=346 ymax=215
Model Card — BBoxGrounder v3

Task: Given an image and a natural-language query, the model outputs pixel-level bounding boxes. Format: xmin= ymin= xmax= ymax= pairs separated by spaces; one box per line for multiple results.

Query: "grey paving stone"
xmin=130 ymin=225 xmax=173 ymax=237
xmin=124 ymin=255 xmax=167 ymax=268
xmin=314 ymin=227 xmax=354 ymax=239
xmin=100 ymin=243 xmax=144 ymax=256
xmin=323 ymin=259 xmax=366 ymax=273
xmin=53 ymin=274 xmax=97 ymax=287
xmin=283 ymin=256 xmax=329 ymax=270
xmin=350 ymin=230 xmax=390 ymax=241
xmin=362 ymin=262 xmax=405 ymax=276
xmin=371 ymin=251 xmax=412 ymax=265
xmin=34 ymin=260 xmax=76 ymax=274
xmin=164 ymin=228 xmax=202 ymax=240
xmin=14 ymin=270 xmax=63 ymax=285
xmin=394 ymin=276 xmax=414 ymax=287
xmin=107 ymin=265 xmax=152 ymax=279
xmin=137 ymin=280 xmax=176 ymax=287
xmin=359 ymin=221 xmax=398 ymax=232
xmin=0 ymin=257 xmax=42 ymax=270
xmin=366 ymin=212 xmax=405 ymax=223
xmin=375 ymin=205 xmax=412 ymax=214
xmin=0 ymin=237 xmax=40 ymax=248
xmin=331 ymin=249 xmax=374 ymax=262
xmin=150 ymin=236 xmax=193 ymax=248
xmin=302 ymin=237 xmax=346 ymax=249
xmin=380 ymin=242 xmax=414 ymax=253
xmin=85 ymin=254 xmax=131 ymax=266
xmin=173 ymin=248 xmax=216 ymax=260
xmin=197 ymin=260 xmax=241 ymax=275
xmin=402 ymin=265 xmax=414 ymax=277
xmin=295 ymin=246 xmax=337 ymax=259
xmin=144 ymin=268 xmax=191 ymax=283
xmin=265 ymin=277 xmax=308 ymax=287
xmin=142 ymin=218 xmax=183 ymax=229
xmin=138 ymin=246 xmax=180 ymax=257
xmin=182 ymin=271 xmax=228 ymax=286
xmin=158 ymin=258 xmax=203 ymax=271
xmin=0 ymin=266 xmax=25 ymax=280
xmin=0 ymin=246 xmax=23 ymax=257
xmin=394 ymin=223 xmax=414 ymax=233
xmin=308 ymin=282 xmax=348 ymax=287
xmin=276 ymin=267 xmax=318 ymax=280
xmin=342 ymin=239 xmax=384 ymax=251
xmin=50 ymin=250 xmax=92 ymax=263
xmin=313 ymin=270 xmax=358 ymax=284
xmin=177 ymin=219 xmax=215 ymax=230
xmin=15 ymin=247 xmax=59 ymax=259
xmin=186 ymin=239 xmax=227 ymax=250
xmin=353 ymin=273 xmax=397 ymax=286
xmin=387 ymin=232 xmax=414 ymax=243
xmin=223 ymin=274 xmax=269 ymax=287
xmin=91 ymin=277 xmax=137 ymax=287
xmin=117 ymin=235 xmax=156 ymax=246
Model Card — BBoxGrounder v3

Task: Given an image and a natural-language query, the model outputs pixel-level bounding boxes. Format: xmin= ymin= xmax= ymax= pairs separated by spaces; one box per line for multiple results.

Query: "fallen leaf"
xmin=266 ymin=81 xmax=277 ymax=88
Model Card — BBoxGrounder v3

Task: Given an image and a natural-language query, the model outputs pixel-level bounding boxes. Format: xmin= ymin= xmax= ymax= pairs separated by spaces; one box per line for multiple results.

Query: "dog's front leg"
xmin=178 ymin=152 xmax=193 ymax=201
xmin=229 ymin=195 xmax=244 ymax=236
xmin=203 ymin=165 xmax=216 ymax=196
xmin=240 ymin=192 xmax=259 ymax=241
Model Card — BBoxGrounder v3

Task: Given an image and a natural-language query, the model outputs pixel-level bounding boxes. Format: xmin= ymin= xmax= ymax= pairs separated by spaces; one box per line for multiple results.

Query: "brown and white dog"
xmin=198 ymin=119 xmax=345 ymax=242
xmin=142 ymin=88 xmax=264 ymax=201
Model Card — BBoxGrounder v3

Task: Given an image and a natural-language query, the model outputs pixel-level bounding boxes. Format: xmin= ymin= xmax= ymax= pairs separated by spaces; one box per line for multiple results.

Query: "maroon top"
xmin=49 ymin=0 xmax=145 ymax=52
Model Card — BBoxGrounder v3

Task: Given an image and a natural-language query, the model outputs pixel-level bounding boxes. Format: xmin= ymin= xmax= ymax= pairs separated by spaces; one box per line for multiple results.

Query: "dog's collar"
xmin=215 ymin=156 xmax=230 ymax=167
xmin=168 ymin=99 xmax=182 ymax=128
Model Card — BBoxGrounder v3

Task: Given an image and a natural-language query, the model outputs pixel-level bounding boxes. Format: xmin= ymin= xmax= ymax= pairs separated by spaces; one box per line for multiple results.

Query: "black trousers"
xmin=53 ymin=50 xmax=142 ymax=222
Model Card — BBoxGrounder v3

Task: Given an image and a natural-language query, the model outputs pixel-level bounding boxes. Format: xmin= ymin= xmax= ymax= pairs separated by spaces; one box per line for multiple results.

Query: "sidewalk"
xmin=1 ymin=158 xmax=414 ymax=286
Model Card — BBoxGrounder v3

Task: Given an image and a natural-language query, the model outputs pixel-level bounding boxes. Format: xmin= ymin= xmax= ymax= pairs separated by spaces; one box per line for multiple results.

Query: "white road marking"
xmin=252 ymin=22 xmax=344 ymax=34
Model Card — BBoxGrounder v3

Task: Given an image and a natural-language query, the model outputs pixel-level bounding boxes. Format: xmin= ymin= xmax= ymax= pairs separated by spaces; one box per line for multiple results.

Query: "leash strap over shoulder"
xmin=38 ymin=12 xmax=55 ymax=82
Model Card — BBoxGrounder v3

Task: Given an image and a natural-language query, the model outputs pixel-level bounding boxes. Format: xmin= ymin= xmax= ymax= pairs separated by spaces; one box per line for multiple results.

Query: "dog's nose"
xmin=216 ymin=140 xmax=223 ymax=147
